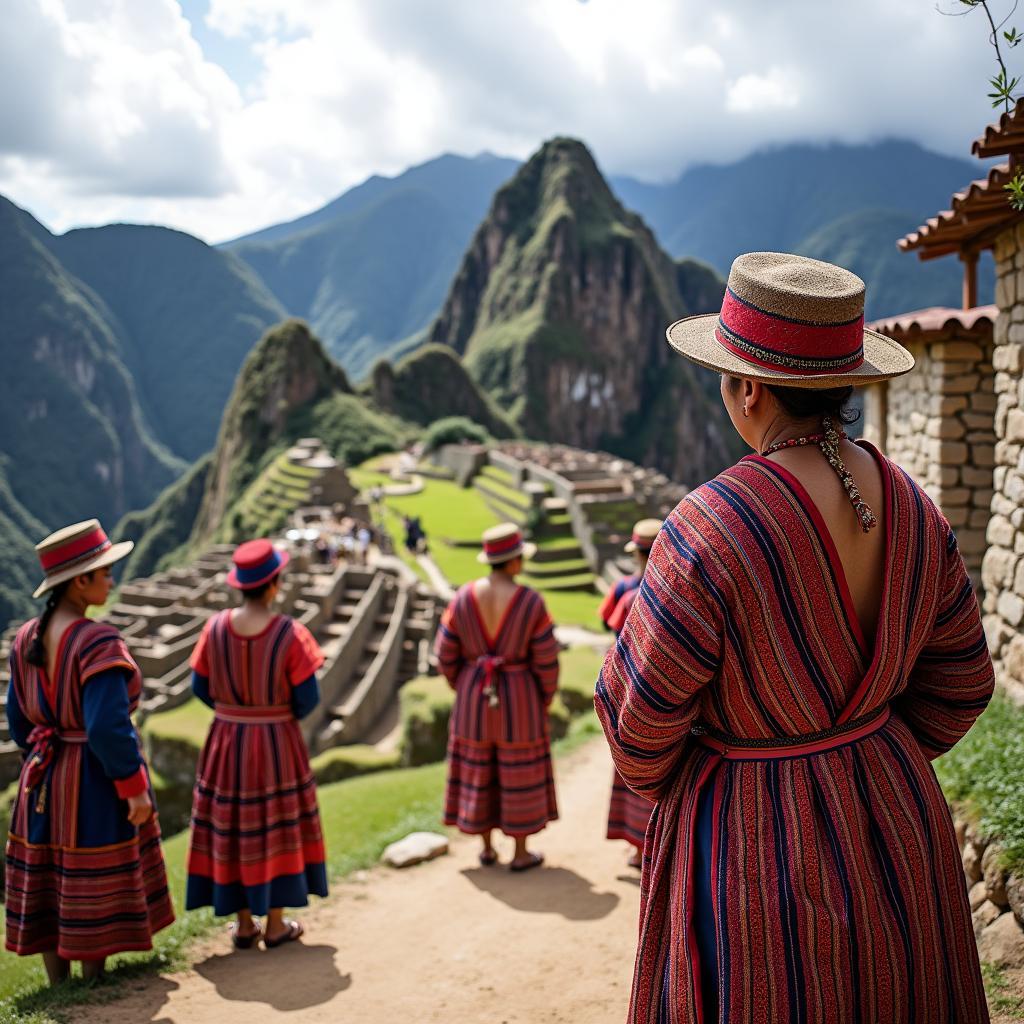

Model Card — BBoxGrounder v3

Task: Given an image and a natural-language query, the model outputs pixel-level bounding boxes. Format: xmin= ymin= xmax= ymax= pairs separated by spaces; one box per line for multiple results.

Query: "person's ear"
xmin=745 ymin=379 xmax=764 ymax=415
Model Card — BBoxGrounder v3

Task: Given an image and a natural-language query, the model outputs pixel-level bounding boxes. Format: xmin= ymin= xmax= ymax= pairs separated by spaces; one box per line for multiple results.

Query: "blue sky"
xmin=0 ymin=0 xmax=1007 ymax=242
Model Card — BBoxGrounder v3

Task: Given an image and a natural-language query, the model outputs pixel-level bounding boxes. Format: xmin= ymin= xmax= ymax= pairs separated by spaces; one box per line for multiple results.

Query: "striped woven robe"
xmin=602 ymin=581 xmax=655 ymax=851
xmin=596 ymin=445 xmax=994 ymax=1023
xmin=185 ymin=611 xmax=328 ymax=916
xmin=436 ymin=582 xmax=560 ymax=836
xmin=5 ymin=619 xmax=174 ymax=959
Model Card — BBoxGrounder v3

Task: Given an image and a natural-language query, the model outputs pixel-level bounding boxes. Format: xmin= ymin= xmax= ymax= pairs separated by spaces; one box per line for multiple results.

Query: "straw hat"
xmin=477 ymin=523 xmax=537 ymax=565
xmin=624 ymin=518 xmax=662 ymax=554
xmin=33 ymin=520 xmax=133 ymax=599
xmin=666 ymin=252 xmax=914 ymax=388
xmin=226 ymin=539 xmax=290 ymax=590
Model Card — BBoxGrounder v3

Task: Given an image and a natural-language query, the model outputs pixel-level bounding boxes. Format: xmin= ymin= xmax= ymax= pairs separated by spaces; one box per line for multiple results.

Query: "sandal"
xmin=479 ymin=849 xmax=498 ymax=866
xmin=231 ymin=923 xmax=263 ymax=950
xmin=264 ymin=920 xmax=304 ymax=949
xmin=509 ymin=852 xmax=544 ymax=873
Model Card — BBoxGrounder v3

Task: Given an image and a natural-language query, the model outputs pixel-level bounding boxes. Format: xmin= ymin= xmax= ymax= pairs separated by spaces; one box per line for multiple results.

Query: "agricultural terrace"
xmin=350 ymin=456 xmax=605 ymax=631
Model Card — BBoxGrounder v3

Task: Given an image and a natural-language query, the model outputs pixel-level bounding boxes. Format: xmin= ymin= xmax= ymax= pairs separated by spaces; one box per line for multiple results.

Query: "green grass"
xmin=935 ymin=693 xmax=1024 ymax=874
xmin=142 ymin=699 xmax=213 ymax=747
xmin=557 ymin=646 xmax=604 ymax=713
xmin=533 ymin=535 xmax=583 ymax=552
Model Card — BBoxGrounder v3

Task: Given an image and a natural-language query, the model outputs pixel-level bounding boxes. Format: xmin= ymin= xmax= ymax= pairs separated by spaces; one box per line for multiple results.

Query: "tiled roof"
xmin=898 ymin=163 xmax=1018 ymax=259
xmin=972 ymin=98 xmax=1024 ymax=158
xmin=868 ymin=305 xmax=997 ymax=343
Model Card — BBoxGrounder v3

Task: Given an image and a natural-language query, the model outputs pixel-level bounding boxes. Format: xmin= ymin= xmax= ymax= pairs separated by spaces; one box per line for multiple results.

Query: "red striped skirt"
xmin=186 ymin=715 xmax=327 ymax=916
xmin=606 ymin=770 xmax=653 ymax=849
xmin=5 ymin=820 xmax=174 ymax=960
xmin=445 ymin=735 xmax=558 ymax=837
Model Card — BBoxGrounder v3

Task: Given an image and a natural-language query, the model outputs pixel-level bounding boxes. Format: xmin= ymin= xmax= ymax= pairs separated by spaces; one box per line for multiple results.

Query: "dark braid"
xmin=25 ymin=582 xmax=69 ymax=667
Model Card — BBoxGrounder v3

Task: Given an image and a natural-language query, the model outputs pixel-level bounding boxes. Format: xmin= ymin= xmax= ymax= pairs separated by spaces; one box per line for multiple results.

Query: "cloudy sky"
xmin=0 ymin=0 xmax=1006 ymax=243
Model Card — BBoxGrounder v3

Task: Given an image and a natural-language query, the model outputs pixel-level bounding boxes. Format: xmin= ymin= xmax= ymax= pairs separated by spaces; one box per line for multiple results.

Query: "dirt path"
xmin=80 ymin=739 xmax=640 ymax=1024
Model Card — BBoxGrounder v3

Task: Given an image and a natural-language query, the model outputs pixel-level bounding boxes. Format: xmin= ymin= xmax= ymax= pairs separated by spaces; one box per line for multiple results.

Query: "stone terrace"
xmin=470 ymin=442 xmax=688 ymax=583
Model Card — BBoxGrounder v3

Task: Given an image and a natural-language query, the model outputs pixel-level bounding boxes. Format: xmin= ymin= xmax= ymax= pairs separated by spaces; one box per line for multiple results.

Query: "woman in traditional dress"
xmin=4 ymin=520 xmax=174 ymax=983
xmin=601 ymin=519 xmax=660 ymax=869
xmin=436 ymin=522 xmax=560 ymax=871
xmin=186 ymin=539 xmax=327 ymax=949
xmin=596 ymin=252 xmax=995 ymax=1023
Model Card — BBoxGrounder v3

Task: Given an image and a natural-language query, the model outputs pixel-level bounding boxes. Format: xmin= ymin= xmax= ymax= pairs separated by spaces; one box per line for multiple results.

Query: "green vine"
xmin=945 ymin=0 xmax=1024 ymax=208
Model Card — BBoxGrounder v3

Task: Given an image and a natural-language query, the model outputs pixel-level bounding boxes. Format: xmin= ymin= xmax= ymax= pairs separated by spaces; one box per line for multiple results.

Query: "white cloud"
xmin=726 ymin=69 xmax=802 ymax=114
xmin=0 ymin=0 xmax=1006 ymax=242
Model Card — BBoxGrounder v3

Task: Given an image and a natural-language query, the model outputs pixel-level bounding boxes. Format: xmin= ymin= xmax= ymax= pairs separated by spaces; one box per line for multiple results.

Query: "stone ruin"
xmin=434 ymin=440 xmax=689 ymax=585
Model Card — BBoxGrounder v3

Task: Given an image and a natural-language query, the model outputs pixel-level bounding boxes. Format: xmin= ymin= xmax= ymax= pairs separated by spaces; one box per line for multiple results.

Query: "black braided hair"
xmin=25 ymin=581 xmax=70 ymax=667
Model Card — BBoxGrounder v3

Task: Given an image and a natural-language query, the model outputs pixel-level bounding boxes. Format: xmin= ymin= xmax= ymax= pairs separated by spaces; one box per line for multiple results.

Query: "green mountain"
xmin=0 ymin=460 xmax=48 ymax=629
xmin=0 ymin=195 xmax=187 ymax=624
xmin=111 ymin=453 xmax=213 ymax=582
xmin=367 ymin=344 xmax=517 ymax=438
xmin=425 ymin=137 xmax=737 ymax=485
xmin=223 ymin=153 xmax=519 ymax=378
xmin=190 ymin=318 xmax=353 ymax=542
xmin=611 ymin=141 xmax=993 ymax=318
xmin=54 ymin=224 xmax=286 ymax=461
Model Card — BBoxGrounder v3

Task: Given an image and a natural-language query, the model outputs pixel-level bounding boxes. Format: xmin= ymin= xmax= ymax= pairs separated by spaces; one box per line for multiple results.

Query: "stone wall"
xmin=955 ymin=809 xmax=1024 ymax=970
xmin=983 ymin=223 xmax=1024 ymax=700
xmin=863 ymin=330 xmax=995 ymax=586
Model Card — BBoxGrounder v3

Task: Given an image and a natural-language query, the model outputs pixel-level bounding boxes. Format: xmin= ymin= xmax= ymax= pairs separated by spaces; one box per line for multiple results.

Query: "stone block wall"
xmin=983 ymin=223 xmax=1024 ymax=700
xmin=864 ymin=330 xmax=996 ymax=585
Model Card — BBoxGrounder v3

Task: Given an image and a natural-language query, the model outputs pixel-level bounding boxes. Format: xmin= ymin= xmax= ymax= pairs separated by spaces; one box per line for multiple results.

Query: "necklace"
xmin=761 ymin=417 xmax=878 ymax=533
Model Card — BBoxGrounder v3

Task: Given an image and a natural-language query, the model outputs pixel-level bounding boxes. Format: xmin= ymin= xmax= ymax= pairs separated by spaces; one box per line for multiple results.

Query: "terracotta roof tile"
xmin=898 ymin=163 xmax=1019 ymax=259
xmin=972 ymin=98 xmax=1024 ymax=157
xmin=868 ymin=305 xmax=997 ymax=343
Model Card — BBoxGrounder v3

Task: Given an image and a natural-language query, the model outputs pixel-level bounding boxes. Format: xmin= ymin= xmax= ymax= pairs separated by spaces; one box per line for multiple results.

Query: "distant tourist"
xmin=435 ymin=523 xmax=559 ymax=870
xmin=597 ymin=518 xmax=661 ymax=869
xmin=186 ymin=539 xmax=328 ymax=949
xmin=413 ymin=515 xmax=428 ymax=554
xmin=4 ymin=520 xmax=174 ymax=983
xmin=596 ymin=253 xmax=995 ymax=1021
xmin=357 ymin=524 xmax=372 ymax=565
xmin=403 ymin=515 xmax=419 ymax=554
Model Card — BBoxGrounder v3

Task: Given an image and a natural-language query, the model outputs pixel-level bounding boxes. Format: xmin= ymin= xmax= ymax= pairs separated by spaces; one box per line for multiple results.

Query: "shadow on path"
xmin=461 ymin=864 xmax=620 ymax=921
xmin=193 ymin=942 xmax=351 ymax=1010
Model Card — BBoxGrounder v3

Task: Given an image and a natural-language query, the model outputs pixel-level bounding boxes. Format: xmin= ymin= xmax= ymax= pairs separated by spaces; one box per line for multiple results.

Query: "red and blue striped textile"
xmin=599 ymin=574 xmax=639 ymax=631
xmin=435 ymin=583 xmax=560 ymax=837
xmin=185 ymin=611 xmax=327 ymax=916
xmin=4 ymin=619 xmax=174 ymax=960
xmin=600 ymin=581 xmax=654 ymax=851
xmin=596 ymin=443 xmax=994 ymax=1023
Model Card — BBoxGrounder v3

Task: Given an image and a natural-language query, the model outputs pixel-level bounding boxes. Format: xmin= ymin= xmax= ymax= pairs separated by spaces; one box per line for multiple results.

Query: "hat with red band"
xmin=226 ymin=539 xmax=290 ymax=590
xmin=477 ymin=523 xmax=537 ymax=566
xmin=624 ymin=518 xmax=663 ymax=554
xmin=666 ymin=252 xmax=914 ymax=388
xmin=33 ymin=520 xmax=134 ymax=599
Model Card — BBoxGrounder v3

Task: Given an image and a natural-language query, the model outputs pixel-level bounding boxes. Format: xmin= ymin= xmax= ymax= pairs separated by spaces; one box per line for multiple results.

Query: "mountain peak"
xmin=423 ymin=137 xmax=736 ymax=484
xmin=190 ymin=319 xmax=350 ymax=541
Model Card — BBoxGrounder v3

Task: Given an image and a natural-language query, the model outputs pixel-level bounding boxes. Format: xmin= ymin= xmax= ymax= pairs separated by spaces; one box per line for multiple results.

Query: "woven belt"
xmin=214 ymin=703 xmax=293 ymax=725
xmin=691 ymin=706 xmax=890 ymax=760
xmin=23 ymin=727 xmax=88 ymax=809
xmin=474 ymin=656 xmax=530 ymax=708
